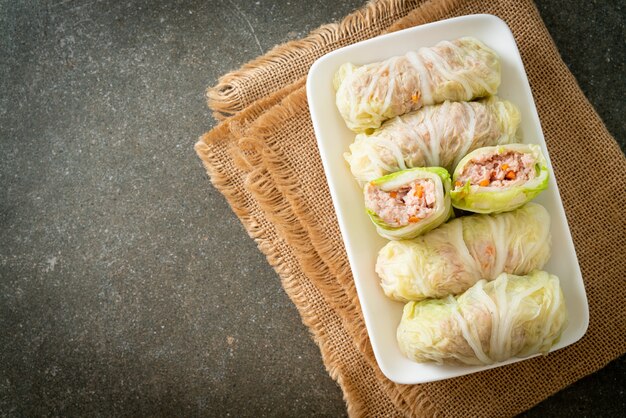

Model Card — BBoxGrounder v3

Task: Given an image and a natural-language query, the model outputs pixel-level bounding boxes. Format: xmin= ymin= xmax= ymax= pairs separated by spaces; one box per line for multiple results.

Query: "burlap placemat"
xmin=196 ymin=0 xmax=626 ymax=416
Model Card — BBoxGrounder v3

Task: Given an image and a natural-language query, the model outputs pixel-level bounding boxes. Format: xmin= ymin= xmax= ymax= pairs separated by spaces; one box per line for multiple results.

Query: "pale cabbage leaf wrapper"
xmin=364 ymin=167 xmax=453 ymax=240
xmin=345 ymin=97 xmax=520 ymax=185
xmin=451 ymin=144 xmax=549 ymax=213
xmin=334 ymin=37 xmax=501 ymax=133
xmin=376 ymin=203 xmax=551 ymax=301
xmin=397 ymin=270 xmax=568 ymax=365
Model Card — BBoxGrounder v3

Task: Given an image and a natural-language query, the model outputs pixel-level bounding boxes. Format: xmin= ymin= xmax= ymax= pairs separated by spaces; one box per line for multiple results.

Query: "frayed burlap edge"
xmin=195 ymin=82 xmax=408 ymax=417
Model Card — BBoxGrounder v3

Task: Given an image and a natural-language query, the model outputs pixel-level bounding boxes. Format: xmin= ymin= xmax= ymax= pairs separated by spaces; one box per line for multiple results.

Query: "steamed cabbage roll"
xmin=364 ymin=167 xmax=453 ymax=240
xmin=451 ymin=144 xmax=549 ymax=213
xmin=345 ymin=97 xmax=520 ymax=184
xmin=376 ymin=203 xmax=551 ymax=302
xmin=397 ymin=270 xmax=567 ymax=365
xmin=334 ymin=37 xmax=501 ymax=133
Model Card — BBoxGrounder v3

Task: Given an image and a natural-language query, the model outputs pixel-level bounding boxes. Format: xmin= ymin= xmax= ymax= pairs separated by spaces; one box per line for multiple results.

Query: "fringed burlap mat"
xmin=196 ymin=0 xmax=626 ymax=416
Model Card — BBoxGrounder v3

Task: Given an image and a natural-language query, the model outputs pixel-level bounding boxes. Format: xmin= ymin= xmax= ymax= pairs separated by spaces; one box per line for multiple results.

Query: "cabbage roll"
xmin=376 ymin=203 xmax=551 ymax=302
xmin=364 ymin=167 xmax=453 ymax=240
xmin=345 ymin=97 xmax=520 ymax=184
xmin=451 ymin=144 xmax=549 ymax=213
xmin=334 ymin=37 xmax=501 ymax=133
xmin=397 ymin=270 xmax=567 ymax=365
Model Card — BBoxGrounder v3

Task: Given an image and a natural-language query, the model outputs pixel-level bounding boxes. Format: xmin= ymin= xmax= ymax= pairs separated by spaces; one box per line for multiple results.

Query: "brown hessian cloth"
xmin=195 ymin=0 xmax=626 ymax=416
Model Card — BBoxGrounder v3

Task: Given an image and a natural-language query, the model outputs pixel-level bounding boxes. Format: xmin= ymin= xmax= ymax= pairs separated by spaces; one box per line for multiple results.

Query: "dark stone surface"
xmin=0 ymin=0 xmax=623 ymax=417
xmin=534 ymin=0 xmax=625 ymax=151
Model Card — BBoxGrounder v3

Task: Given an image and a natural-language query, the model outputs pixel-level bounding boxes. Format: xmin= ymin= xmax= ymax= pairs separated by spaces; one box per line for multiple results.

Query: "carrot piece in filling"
xmin=408 ymin=216 xmax=421 ymax=223
xmin=414 ymin=185 xmax=424 ymax=198
xmin=501 ymin=163 xmax=509 ymax=171
xmin=479 ymin=179 xmax=490 ymax=187
xmin=505 ymin=171 xmax=517 ymax=180
xmin=389 ymin=191 xmax=398 ymax=198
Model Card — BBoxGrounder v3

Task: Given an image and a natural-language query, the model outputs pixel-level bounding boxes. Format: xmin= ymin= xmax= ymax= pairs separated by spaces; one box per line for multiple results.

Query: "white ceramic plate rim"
xmin=306 ymin=14 xmax=589 ymax=384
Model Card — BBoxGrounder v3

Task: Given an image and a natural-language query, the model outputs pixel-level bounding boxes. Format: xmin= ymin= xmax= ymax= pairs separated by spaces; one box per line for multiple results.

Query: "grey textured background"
xmin=0 ymin=0 xmax=623 ymax=416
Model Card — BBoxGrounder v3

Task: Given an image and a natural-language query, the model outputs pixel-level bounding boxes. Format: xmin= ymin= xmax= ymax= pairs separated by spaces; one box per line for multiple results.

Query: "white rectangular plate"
xmin=306 ymin=14 xmax=589 ymax=384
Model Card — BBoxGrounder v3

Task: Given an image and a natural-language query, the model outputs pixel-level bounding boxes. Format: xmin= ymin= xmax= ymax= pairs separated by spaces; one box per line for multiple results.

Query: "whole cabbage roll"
xmin=376 ymin=203 xmax=551 ymax=302
xmin=334 ymin=37 xmax=501 ymax=133
xmin=344 ymin=97 xmax=520 ymax=184
xmin=397 ymin=270 xmax=568 ymax=365
xmin=364 ymin=167 xmax=453 ymax=240
xmin=451 ymin=144 xmax=549 ymax=213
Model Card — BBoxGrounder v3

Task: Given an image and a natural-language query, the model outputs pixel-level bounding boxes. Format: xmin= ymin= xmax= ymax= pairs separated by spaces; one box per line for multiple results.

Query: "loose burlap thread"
xmin=196 ymin=0 xmax=626 ymax=416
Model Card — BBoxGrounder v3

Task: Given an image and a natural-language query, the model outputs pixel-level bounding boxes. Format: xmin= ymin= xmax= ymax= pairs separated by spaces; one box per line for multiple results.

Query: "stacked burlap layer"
xmin=196 ymin=0 xmax=626 ymax=416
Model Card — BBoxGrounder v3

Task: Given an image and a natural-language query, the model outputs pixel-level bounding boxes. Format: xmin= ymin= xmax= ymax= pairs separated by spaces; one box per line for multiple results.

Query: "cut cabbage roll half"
xmin=335 ymin=37 xmax=501 ymax=132
xmin=364 ymin=167 xmax=453 ymax=240
xmin=451 ymin=144 xmax=549 ymax=213
xmin=376 ymin=203 xmax=551 ymax=302
xmin=345 ymin=97 xmax=520 ymax=185
xmin=397 ymin=270 xmax=568 ymax=366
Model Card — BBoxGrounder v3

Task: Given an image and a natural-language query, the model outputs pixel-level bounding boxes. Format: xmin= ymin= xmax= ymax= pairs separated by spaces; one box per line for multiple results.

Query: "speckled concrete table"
xmin=0 ymin=0 xmax=623 ymax=416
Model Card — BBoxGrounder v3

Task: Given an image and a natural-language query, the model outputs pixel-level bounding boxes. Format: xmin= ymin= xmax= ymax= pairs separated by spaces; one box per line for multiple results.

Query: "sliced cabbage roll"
xmin=344 ymin=97 xmax=520 ymax=184
xmin=334 ymin=37 xmax=501 ymax=133
xmin=451 ymin=144 xmax=549 ymax=213
xmin=364 ymin=167 xmax=453 ymax=240
xmin=376 ymin=203 xmax=551 ymax=302
xmin=397 ymin=270 xmax=568 ymax=365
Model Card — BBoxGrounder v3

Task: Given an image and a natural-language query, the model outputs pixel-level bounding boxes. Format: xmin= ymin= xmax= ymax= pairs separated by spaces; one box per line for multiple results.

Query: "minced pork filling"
xmin=455 ymin=151 xmax=536 ymax=189
xmin=365 ymin=179 xmax=436 ymax=227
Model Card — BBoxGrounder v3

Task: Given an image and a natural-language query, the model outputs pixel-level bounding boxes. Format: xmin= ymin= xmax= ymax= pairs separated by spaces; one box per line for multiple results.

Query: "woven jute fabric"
xmin=196 ymin=0 xmax=626 ymax=416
